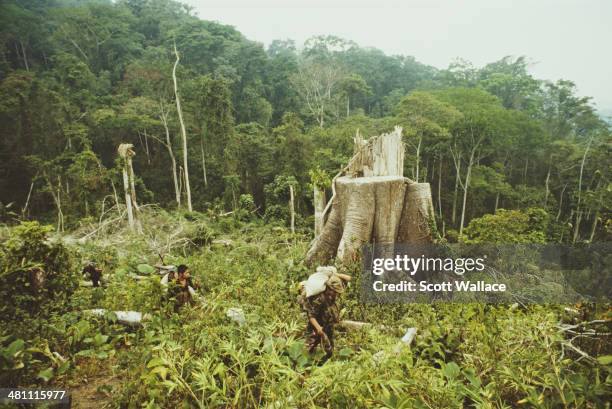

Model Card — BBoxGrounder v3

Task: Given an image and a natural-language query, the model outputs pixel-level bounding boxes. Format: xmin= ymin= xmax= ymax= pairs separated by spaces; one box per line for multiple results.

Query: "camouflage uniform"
xmin=299 ymin=291 xmax=340 ymax=357
xmin=168 ymin=275 xmax=197 ymax=311
xmin=83 ymin=264 xmax=102 ymax=287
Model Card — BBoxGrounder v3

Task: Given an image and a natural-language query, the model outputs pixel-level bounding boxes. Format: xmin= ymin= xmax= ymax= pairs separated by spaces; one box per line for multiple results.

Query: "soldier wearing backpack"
xmin=299 ymin=269 xmax=351 ymax=359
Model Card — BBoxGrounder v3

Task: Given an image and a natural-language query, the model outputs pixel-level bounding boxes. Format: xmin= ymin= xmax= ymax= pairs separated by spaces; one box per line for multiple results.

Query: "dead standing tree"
xmin=305 ymin=126 xmax=435 ymax=266
xmin=172 ymin=43 xmax=193 ymax=212
xmin=173 ymin=41 xmax=193 ymax=212
xmin=158 ymin=99 xmax=181 ymax=208
xmin=118 ymin=143 xmax=141 ymax=233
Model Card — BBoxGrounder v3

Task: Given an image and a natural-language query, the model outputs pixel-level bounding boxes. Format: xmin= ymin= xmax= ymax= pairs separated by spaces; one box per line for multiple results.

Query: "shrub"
xmin=184 ymin=222 xmax=217 ymax=247
xmin=462 ymin=208 xmax=550 ymax=244
xmin=0 ymin=221 xmax=78 ymax=328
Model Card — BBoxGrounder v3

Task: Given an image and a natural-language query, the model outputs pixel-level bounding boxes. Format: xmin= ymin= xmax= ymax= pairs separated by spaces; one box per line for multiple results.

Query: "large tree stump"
xmin=305 ymin=177 xmax=434 ymax=265
xmin=305 ymin=127 xmax=435 ymax=266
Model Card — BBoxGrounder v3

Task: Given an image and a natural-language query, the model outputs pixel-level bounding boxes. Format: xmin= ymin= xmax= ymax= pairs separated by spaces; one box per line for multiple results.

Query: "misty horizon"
xmin=184 ymin=0 xmax=612 ymax=115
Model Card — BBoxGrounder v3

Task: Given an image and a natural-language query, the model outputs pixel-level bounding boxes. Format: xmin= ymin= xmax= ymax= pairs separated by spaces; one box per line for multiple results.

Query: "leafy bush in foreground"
xmin=0 ymin=221 xmax=78 ymax=325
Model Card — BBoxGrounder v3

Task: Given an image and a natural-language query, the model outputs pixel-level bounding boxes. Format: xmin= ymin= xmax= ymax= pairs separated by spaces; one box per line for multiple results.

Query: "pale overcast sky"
xmin=183 ymin=0 xmax=612 ymax=113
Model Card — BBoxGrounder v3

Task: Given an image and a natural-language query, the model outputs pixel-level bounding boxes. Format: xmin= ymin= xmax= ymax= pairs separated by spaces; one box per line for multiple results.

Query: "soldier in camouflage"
xmin=300 ymin=273 xmax=351 ymax=359
xmin=83 ymin=262 xmax=102 ymax=287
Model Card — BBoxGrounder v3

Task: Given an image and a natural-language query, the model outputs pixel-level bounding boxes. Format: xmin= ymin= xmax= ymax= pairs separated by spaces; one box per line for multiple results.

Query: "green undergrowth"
xmin=1 ymin=214 xmax=610 ymax=408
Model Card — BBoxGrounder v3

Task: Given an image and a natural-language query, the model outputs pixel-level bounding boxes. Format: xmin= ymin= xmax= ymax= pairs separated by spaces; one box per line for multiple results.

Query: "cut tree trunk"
xmin=118 ymin=143 xmax=139 ymax=232
xmin=122 ymin=165 xmax=134 ymax=231
xmin=397 ymin=182 xmax=436 ymax=244
xmin=306 ymin=127 xmax=434 ymax=266
xmin=306 ymin=176 xmax=434 ymax=266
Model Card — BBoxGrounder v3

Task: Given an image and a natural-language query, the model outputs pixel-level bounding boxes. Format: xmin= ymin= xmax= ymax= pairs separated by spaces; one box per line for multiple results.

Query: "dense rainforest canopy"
xmin=0 ymin=0 xmax=610 ymax=242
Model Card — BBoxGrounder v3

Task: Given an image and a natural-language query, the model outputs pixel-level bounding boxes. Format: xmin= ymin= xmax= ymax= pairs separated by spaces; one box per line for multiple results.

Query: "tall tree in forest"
xmin=224 ymin=123 xmax=273 ymax=207
xmin=436 ymin=88 xmax=507 ymax=235
xmin=396 ymin=91 xmax=461 ymax=182
xmin=172 ymin=42 xmax=192 ymax=211
xmin=338 ymin=74 xmax=371 ymax=118
xmin=187 ymin=74 xmax=234 ymax=198
xmin=291 ymin=58 xmax=345 ymax=128
xmin=274 ymin=113 xmax=312 ymax=187
xmin=158 ymin=100 xmax=181 ymax=207
xmin=122 ymin=48 xmax=182 ymax=208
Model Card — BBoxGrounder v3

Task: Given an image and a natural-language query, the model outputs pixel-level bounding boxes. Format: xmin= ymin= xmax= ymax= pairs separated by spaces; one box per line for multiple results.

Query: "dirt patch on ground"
xmin=69 ymin=372 xmax=121 ymax=408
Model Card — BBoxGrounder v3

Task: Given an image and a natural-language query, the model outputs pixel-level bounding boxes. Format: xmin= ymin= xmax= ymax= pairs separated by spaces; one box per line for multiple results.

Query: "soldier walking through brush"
xmin=82 ymin=262 xmax=103 ymax=287
xmin=299 ymin=271 xmax=351 ymax=360
xmin=167 ymin=264 xmax=200 ymax=311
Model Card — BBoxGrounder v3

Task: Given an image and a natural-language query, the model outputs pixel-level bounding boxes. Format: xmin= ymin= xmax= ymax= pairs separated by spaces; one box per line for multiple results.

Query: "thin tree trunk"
xmin=110 ymin=179 xmax=119 ymax=210
xmin=415 ymin=137 xmax=422 ymax=182
xmin=572 ymin=211 xmax=582 ymax=244
xmin=19 ymin=39 xmax=29 ymax=71
xmin=122 ymin=165 xmax=134 ymax=231
xmin=49 ymin=186 xmax=60 ymax=231
xmin=68 ymin=36 xmax=89 ymax=61
xmin=346 ymin=96 xmax=350 ymax=117
xmin=589 ymin=210 xmax=599 ymax=242
xmin=49 ymin=176 xmax=64 ymax=232
xmin=127 ymin=155 xmax=139 ymax=211
xmin=573 ymin=136 xmax=593 ymax=243
xmin=452 ymin=159 xmax=461 ymax=225
xmin=587 ymin=181 xmax=603 ymax=242
xmin=494 ymin=193 xmax=500 ymax=213
xmin=437 ymin=158 xmax=443 ymax=219
xmin=556 ymin=183 xmax=567 ymax=221
xmin=289 ymin=185 xmax=295 ymax=234
xmin=57 ymin=183 xmax=64 ymax=232
xmin=459 ymin=152 xmax=474 ymax=236
xmin=201 ymin=138 xmax=208 ymax=187
xmin=314 ymin=185 xmax=326 ymax=237
xmin=160 ymin=103 xmax=181 ymax=207
xmin=544 ymin=160 xmax=551 ymax=206
xmin=143 ymin=130 xmax=151 ymax=164
xmin=173 ymin=42 xmax=192 ymax=212
xmin=22 ymin=175 xmax=37 ymax=218
xmin=179 ymin=166 xmax=184 ymax=200
xmin=320 ymin=107 xmax=324 ymax=128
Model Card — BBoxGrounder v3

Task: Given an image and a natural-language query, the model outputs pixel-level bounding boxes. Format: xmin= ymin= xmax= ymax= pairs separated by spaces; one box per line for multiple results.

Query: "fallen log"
xmin=373 ymin=327 xmax=418 ymax=363
xmin=339 ymin=320 xmax=388 ymax=331
xmin=340 ymin=320 xmax=373 ymax=330
xmin=86 ymin=309 xmax=149 ymax=327
xmin=212 ymin=239 xmax=234 ymax=247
